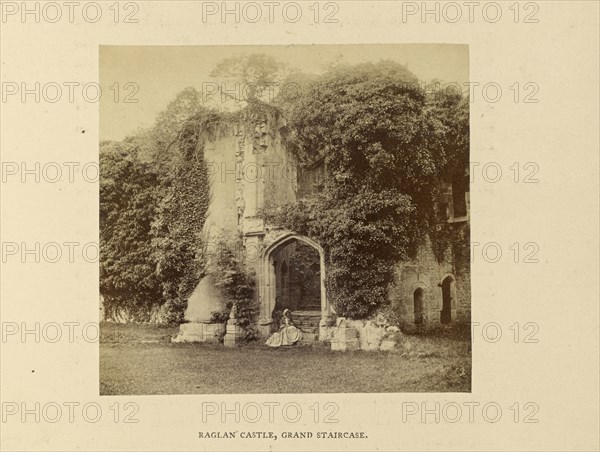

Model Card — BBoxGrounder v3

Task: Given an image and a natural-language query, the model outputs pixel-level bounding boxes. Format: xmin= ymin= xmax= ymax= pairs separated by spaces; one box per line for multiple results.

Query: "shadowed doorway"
xmin=441 ymin=276 xmax=453 ymax=324
xmin=414 ymin=288 xmax=424 ymax=325
xmin=273 ymin=239 xmax=321 ymax=313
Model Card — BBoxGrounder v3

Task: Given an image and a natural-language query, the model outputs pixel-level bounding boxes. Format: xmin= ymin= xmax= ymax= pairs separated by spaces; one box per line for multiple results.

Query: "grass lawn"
xmin=99 ymin=323 xmax=471 ymax=395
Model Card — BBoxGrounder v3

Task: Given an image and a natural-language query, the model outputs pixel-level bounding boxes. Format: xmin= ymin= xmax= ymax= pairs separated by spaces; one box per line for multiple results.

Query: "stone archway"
xmin=258 ymin=233 xmax=331 ymax=339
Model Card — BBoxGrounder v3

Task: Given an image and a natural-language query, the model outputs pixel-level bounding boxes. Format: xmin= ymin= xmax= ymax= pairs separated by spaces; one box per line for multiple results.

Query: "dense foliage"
xmin=100 ymin=89 xmax=212 ymax=323
xmin=149 ymin=118 xmax=211 ymax=323
xmin=264 ymin=61 xmax=469 ymax=318
xmin=208 ymin=240 xmax=259 ymax=342
xmin=100 ymin=143 xmax=162 ymax=321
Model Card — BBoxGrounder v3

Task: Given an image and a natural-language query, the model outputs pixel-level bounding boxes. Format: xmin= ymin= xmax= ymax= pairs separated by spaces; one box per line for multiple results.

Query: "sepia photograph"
xmin=99 ymin=44 xmax=471 ymax=395
xmin=2 ymin=1 xmax=599 ymax=451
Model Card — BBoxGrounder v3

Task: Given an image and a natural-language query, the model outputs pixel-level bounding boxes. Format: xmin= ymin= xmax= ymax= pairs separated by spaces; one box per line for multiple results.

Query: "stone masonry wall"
xmin=390 ymin=230 xmax=471 ymax=327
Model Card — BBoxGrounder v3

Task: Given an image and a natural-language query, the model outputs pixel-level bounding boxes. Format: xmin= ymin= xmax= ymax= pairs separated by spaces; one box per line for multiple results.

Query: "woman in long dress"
xmin=266 ymin=309 xmax=303 ymax=347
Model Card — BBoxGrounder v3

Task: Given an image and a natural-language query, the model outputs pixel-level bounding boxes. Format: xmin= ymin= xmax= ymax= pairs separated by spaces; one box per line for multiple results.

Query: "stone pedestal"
xmin=330 ymin=319 xmax=360 ymax=352
xmin=223 ymin=318 xmax=244 ymax=347
xmin=172 ymin=322 xmax=224 ymax=343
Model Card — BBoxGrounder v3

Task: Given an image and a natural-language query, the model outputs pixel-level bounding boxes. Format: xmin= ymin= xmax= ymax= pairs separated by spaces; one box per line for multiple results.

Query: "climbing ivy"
xmin=100 ymin=89 xmax=216 ymax=323
xmin=430 ymin=221 xmax=470 ymax=276
xmin=150 ymin=117 xmax=212 ymax=323
xmin=262 ymin=61 xmax=469 ymax=319
xmin=208 ymin=239 xmax=259 ymax=342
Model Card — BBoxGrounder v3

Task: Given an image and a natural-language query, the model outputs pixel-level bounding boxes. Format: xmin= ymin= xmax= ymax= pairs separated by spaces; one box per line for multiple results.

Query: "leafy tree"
xmin=265 ymin=60 xmax=469 ymax=318
xmin=145 ymin=87 xmax=209 ymax=161
xmin=210 ymin=53 xmax=290 ymax=104
xmin=100 ymin=88 xmax=213 ymax=323
xmin=100 ymin=141 xmax=162 ymax=321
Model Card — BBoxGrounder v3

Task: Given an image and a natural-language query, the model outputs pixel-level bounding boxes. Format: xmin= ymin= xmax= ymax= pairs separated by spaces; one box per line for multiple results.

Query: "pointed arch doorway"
xmin=258 ymin=233 xmax=331 ymax=340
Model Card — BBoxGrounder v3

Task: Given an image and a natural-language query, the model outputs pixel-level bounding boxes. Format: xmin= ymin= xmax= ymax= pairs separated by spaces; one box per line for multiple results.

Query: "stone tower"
xmin=173 ymin=114 xmax=334 ymax=344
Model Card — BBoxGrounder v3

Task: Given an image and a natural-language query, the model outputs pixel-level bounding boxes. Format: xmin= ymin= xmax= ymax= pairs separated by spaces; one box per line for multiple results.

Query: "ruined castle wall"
xmin=184 ymin=119 xmax=298 ymax=323
xmin=204 ymin=134 xmax=240 ymax=242
xmin=239 ymin=120 xmax=297 ymax=274
xmin=183 ymin=117 xmax=471 ymax=328
xmin=183 ymin=133 xmax=239 ymax=322
xmin=197 ymin=120 xmax=297 ymax=262
xmin=390 ymin=229 xmax=471 ymax=327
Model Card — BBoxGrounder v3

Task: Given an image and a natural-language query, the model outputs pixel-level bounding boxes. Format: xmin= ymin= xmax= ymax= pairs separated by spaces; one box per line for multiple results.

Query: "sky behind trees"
xmin=100 ymin=44 xmax=468 ymax=141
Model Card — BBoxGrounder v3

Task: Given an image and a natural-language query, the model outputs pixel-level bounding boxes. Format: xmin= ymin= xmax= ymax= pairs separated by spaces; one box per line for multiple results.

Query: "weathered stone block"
xmin=379 ymin=340 xmax=396 ymax=351
xmin=203 ymin=323 xmax=224 ymax=342
xmin=344 ymin=319 xmax=387 ymax=351
xmin=226 ymin=324 xmax=244 ymax=334
xmin=347 ymin=339 xmax=360 ymax=351
xmin=223 ymin=318 xmax=244 ymax=347
xmin=172 ymin=322 xmax=224 ymax=343
xmin=331 ymin=325 xmax=360 ymax=352
xmin=342 ymin=328 xmax=358 ymax=340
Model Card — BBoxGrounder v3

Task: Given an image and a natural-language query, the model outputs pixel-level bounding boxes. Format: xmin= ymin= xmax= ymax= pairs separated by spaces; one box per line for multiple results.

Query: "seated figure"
xmin=266 ymin=309 xmax=302 ymax=347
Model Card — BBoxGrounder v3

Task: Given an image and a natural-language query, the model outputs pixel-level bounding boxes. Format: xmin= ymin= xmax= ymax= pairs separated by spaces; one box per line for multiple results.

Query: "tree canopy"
xmin=265 ymin=60 xmax=469 ymax=318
